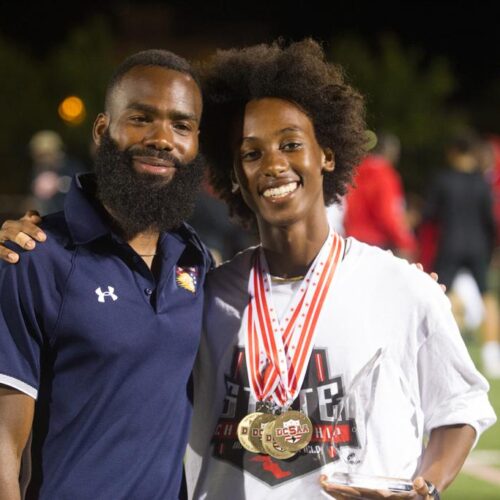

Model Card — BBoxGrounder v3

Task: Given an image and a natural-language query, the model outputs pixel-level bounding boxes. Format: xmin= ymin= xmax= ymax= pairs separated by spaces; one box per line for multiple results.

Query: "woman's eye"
xmin=282 ymin=142 xmax=301 ymax=151
xmin=241 ymin=150 xmax=260 ymax=161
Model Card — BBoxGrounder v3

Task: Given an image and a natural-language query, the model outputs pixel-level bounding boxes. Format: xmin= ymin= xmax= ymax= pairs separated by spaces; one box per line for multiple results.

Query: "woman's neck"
xmin=258 ymin=216 xmax=330 ymax=278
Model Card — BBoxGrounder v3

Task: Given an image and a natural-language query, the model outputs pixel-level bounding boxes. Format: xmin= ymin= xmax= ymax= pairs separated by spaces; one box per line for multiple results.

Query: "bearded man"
xmin=0 ymin=50 xmax=212 ymax=499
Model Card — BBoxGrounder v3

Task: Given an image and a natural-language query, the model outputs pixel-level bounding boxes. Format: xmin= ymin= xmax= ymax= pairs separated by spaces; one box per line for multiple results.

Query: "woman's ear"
xmin=92 ymin=113 xmax=110 ymax=146
xmin=230 ymin=168 xmax=240 ymax=194
xmin=322 ymin=147 xmax=335 ymax=173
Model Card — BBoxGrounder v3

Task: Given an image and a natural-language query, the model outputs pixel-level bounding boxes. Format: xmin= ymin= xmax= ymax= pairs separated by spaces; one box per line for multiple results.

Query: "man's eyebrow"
xmin=127 ymin=102 xmax=157 ymax=114
xmin=169 ymin=110 xmax=199 ymax=122
xmin=127 ymin=102 xmax=199 ymax=122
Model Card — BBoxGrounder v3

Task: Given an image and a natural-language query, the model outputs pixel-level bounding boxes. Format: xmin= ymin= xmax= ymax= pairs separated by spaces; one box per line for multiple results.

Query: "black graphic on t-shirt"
xmin=212 ymin=348 xmax=359 ymax=486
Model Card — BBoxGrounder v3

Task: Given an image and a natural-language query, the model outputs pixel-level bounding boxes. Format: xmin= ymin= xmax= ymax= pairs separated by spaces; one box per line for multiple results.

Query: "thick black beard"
xmin=93 ymin=131 xmax=205 ymax=238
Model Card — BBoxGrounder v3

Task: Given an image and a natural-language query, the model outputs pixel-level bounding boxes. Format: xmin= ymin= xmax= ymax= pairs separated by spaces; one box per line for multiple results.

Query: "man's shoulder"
xmin=41 ymin=210 xmax=71 ymax=235
xmin=35 ymin=212 xmax=74 ymax=255
xmin=3 ymin=211 xmax=73 ymax=268
xmin=175 ymin=222 xmax=214 ymax=269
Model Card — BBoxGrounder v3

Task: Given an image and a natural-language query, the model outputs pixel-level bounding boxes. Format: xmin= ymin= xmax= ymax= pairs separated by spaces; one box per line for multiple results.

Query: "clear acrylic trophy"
xmin=322 ymin=348 xmax=415 ymax=495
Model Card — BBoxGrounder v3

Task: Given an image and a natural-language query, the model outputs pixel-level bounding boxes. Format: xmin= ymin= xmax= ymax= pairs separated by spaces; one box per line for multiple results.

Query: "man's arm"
xmin=0 ymin=212 xmax=46 ymax=263
xmin=0 ymin=386 xmax=35 ymax=500
xmin=415 ymin=424 xmax=476 ymax=494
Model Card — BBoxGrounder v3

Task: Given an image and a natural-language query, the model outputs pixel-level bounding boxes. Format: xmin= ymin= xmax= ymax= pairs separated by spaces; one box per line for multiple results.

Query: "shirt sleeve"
xmin=0 ymin=259 xmax=45 ymax=399
xmin=417 ymin=287 xmax=496 ymax=445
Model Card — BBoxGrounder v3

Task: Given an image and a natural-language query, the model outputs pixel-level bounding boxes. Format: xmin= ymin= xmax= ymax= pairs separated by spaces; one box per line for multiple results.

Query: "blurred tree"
xmin=469 ymin=75 xmax=500 ymax=135
xmin=47 ymin=16 xmax=115 ymax=161
xmin=0 ymin=37 xmax=50 ymax=193
xmin=0 ymin=17 xmax=115 ymax=198
xmin=330 ymin=34 xmax=466 ymax=193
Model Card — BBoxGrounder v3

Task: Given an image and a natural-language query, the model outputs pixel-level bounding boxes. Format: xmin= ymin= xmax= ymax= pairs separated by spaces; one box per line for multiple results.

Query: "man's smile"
xmin=133 ymin=155 xmax=176 ymax=175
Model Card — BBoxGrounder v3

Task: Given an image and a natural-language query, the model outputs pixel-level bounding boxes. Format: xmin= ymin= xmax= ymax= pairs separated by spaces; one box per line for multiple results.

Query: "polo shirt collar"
xmin=64 ymin=173 xmax=113 ymax=245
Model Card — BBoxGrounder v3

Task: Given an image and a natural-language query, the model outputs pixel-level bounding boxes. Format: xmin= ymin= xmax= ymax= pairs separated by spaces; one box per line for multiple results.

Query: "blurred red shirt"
xmin=344 ymin=154 xmax=417 ymax=255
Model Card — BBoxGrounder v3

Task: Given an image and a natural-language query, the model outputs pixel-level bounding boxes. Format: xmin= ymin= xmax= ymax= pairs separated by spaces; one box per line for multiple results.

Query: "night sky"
xmin=1 ymin=1 xmax=499 ymax=103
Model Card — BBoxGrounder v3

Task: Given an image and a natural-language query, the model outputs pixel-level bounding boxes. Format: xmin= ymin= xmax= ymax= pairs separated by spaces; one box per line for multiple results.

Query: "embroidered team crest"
xmin=176 ymin=266 xmax=198 ymax=293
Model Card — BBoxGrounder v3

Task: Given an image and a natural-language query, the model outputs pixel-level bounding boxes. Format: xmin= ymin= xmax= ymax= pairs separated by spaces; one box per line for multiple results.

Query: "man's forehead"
xmin=109 ymin=66 xmax=202 ymax=114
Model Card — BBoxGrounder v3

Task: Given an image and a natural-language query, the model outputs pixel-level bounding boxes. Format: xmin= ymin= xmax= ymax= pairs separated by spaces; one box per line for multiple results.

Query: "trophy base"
xmin=328 ymin=472 xmax=414 ymax=492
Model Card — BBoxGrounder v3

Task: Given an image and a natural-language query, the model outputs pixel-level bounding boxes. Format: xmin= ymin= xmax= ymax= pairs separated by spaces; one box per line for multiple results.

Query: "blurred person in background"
xmin=424 ymin=131 xmax=500 ymax=378
xmin=343 ymin=131 xmax=417 ymax=261
xmin=485 ymin=134 xmax=500 ymax=239
xmin=29 ymin=130 xmax=86 ymax=215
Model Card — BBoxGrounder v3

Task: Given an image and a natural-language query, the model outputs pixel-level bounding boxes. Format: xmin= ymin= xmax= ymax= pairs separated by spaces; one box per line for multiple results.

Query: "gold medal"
xmin=237 ymin=412 xmax=263 ymax=453
xmin=261 ymin=420 xmax=296 ymax=459
xmin=248 ymin=413 xmax=276 ymax=453
xmin=272 ymin=410 xmax=313 ymax=452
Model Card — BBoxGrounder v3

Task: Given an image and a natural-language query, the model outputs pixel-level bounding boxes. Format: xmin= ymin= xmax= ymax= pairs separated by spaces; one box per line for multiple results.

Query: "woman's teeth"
xmin=262 ymin=182 xmax=298 ymax=199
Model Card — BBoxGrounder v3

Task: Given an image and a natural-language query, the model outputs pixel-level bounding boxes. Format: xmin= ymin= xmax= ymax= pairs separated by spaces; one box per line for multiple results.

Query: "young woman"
xmin=185 ymin=40 xmax=495 ymax=499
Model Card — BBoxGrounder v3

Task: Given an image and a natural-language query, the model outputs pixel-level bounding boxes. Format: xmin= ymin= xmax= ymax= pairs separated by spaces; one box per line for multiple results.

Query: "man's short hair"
xmin=105 ymin=49 xmax=200 ymax=111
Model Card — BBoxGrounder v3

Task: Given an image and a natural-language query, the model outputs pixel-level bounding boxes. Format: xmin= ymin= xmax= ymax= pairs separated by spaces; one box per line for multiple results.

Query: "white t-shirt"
xmin=186 ymin=238 xmax=496 ymax=500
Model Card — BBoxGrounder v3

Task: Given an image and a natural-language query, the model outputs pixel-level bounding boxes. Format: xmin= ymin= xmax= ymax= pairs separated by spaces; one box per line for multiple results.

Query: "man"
xmin=0 ymin=50 xmax=212 ymax=499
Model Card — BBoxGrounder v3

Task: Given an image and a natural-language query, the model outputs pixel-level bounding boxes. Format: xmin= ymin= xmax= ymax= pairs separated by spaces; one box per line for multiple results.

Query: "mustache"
xmin=126 ymin=147 xmax=183 ymax=168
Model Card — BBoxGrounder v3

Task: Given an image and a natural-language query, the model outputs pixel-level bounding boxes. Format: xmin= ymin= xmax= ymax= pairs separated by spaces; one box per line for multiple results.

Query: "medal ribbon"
xmin=245 ymin=231 xmax=344 ymax=407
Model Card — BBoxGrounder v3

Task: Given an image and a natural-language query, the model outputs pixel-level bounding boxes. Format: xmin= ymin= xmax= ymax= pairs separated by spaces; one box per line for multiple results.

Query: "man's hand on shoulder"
xmin=0 ymin=211 xmax=46 ymax=263
xmin=386 ymin=249 xmax=446 ymax=293
xmin=413 ymin=262 xmax=446 ymax=293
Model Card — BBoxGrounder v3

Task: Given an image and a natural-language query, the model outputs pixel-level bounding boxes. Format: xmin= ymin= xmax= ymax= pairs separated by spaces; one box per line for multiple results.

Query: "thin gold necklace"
xmin=270 ymin=274 xmax=305 ymax=283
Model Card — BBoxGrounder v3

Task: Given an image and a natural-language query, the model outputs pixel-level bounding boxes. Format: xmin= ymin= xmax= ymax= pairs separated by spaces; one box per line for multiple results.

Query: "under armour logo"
xmin=95 ymin=286 xmax=118 ymax=303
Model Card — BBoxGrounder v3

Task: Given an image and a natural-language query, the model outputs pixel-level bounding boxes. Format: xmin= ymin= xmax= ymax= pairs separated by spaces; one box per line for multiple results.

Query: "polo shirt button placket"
xmin=145 ymin=288 xmax=153 ymax=296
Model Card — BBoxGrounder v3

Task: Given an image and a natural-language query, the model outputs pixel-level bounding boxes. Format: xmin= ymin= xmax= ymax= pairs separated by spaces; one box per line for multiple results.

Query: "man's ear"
xmin=322 ymin=147 xmax=335 ymax=173
xmin=93 ymin=113 xmax=109 ymax=146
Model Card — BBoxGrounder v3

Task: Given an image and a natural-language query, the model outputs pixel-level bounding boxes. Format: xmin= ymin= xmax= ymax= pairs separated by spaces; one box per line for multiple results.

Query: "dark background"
xmin=3 ymin=1 xmax=498 ymax=101
xmin=1 ymin=0 xmax=499 ymax=199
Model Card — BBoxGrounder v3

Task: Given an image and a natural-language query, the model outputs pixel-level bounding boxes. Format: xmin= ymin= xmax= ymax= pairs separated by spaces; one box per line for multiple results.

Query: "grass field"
xmin=443 ymin=342 xmax=500 ymax=499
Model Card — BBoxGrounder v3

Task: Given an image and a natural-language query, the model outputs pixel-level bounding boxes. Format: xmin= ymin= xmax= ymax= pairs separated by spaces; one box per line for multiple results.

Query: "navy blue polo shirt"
xmin=0 ymin=174 xmax=212 ymax=499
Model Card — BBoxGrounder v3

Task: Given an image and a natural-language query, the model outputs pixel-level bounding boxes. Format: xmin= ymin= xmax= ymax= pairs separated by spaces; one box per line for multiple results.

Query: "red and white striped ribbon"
xmin=245 ymin=231 xmax=344 ymax=407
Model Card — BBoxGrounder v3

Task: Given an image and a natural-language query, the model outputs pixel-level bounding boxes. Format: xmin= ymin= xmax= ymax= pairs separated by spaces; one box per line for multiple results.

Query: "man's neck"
xmin=103 ymin=203 xmax=161 ymax=269
xmin=128 ymin=231 xmax=161 ymax=269
xmin=258 ymin=214 xmax=331 ymax=279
